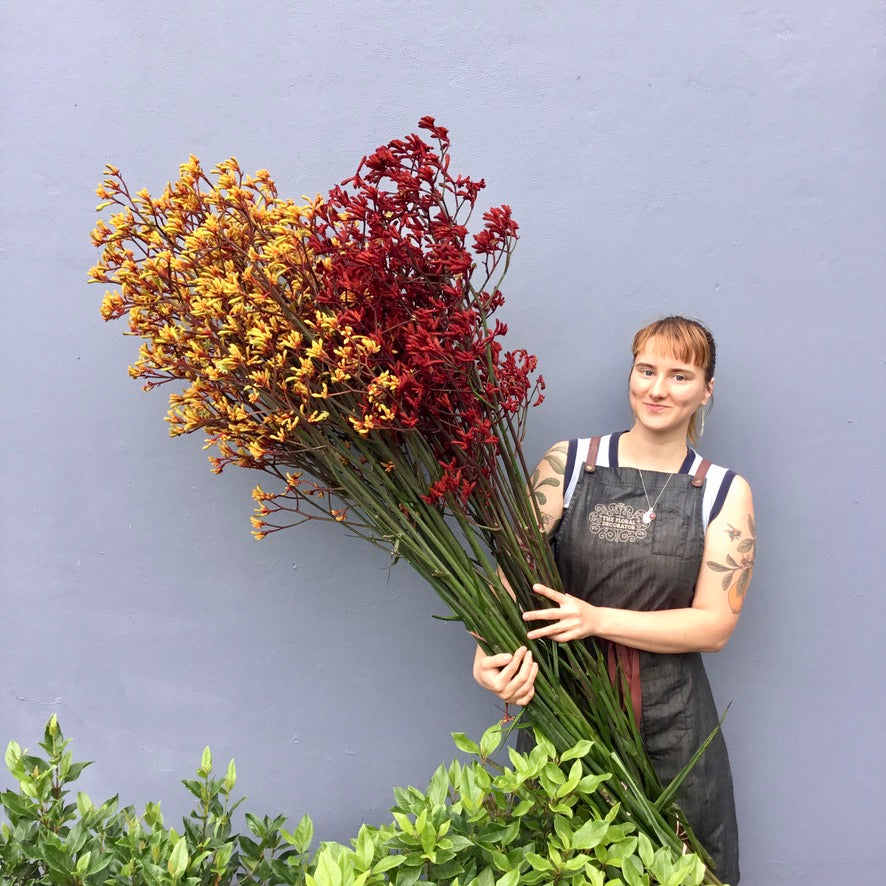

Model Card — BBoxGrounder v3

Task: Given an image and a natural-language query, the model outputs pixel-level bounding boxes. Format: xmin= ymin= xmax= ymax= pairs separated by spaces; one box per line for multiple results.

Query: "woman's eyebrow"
xmin=634 ymin=361 xmax=697 ymax=374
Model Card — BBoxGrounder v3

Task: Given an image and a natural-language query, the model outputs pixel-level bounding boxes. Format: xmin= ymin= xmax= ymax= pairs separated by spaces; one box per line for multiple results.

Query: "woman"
xmin=473 ymin=316 xmax=753 ymax=884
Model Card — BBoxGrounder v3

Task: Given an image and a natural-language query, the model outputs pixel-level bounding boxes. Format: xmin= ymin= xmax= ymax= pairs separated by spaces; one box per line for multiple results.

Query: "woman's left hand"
xmin=523 ymin=583 xmax=597 ymax=642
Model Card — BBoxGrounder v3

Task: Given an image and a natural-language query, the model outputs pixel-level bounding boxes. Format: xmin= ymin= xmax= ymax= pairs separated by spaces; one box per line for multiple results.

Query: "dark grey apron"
xmin=547 ymin=433 xmax=739 ymax=883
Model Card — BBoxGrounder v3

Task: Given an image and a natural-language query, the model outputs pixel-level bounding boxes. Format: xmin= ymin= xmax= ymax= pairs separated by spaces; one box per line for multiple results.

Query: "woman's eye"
xmin=673 ymin=374 xmax=686 ymax=382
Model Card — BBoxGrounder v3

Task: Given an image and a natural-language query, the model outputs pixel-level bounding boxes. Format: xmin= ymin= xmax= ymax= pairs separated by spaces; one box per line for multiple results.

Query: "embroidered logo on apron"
xmin=588 ymin=502 xmax=649 ymax=543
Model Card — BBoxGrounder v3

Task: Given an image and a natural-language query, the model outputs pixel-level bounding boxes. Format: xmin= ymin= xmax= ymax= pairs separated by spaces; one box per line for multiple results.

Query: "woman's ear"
xmin=703 ymin=377 xmax=715 ymax=405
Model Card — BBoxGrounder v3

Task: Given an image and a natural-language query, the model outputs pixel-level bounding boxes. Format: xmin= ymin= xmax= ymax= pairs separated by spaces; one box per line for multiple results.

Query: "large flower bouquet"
xmin=90 ymin=118 xmax=721 ymax=879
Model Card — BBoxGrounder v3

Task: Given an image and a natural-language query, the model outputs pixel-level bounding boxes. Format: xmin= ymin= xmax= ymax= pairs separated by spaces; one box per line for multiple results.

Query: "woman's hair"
xmin=631 ymin=316 xmax=716 ymax=444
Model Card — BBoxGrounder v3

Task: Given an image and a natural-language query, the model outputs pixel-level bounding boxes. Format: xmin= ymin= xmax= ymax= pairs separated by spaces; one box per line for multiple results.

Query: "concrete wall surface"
xmin=1 ymin=2 xmax=883 ymax=882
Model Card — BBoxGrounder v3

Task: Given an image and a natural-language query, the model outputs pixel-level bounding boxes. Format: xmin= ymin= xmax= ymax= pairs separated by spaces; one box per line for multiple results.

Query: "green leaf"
xmin=555 ymin=760 xmax=583 ymax=798
xmin=168 ymin=835 xmax=188 ymax=879
xmin=76 ymin=791 xmax=93 ymax=816
xmin=199 ymin=746 xmax=212 ymax=777
xmin=392 ymin=811 xmax=415 ymax=835
xmin=76 ymin=850 xmax=92 ymax=876
xmin=559 ymin=739 xmax=593 ymax=762
xmin=213 ymin=842 xmax=234 ymax=873
xmin=525 ymin=853 xmax=554 ymax=872
xmin=576 ymin=772 xmax=611 ymax=795
xmin=1 ymin=789 xmax=36 ymax=820
xmin=372 ymin=854 xmax=407 ymax=874
xmin=40 ymin=842 xmax=75 ymax=878
xmin=414 ymin=806 xmax=428 ymax=837
xmin=144 ymin=800 xmax=164 ymax=828
xmin=665 ymin=854 xmax=703 ymax=886
xmin=312 ymin=848 xmax=344 ymax=886
xmin=479 ymin=723 xmax=503 ymax=759
xmin=511 ymin=798 xmax=534 ymax=817
xmin=426 ymin=764 xmax=448 ymax=806
xmin=637 ymin=832 xmax=654 ymax=867
xmin=394 ymin=862 xmax=423 ymax=886
xmin=607 ymin=837 xmax=639 ymax=864
xmin=223 ymin=758 xmax=236 ymax=793
xmin=534 ymin=731 xmax=556 ymax=759
xmin=621 ymin=853 xmax=647 ymax=886
xmin=570 ymin=818 xmax=609 ymax=851
xmin=420 ymin=819 xmax=436 ymax=857
xmin=472 ymin=869 xmax=496 ymax=886
xmin=553 ymin=813 xmax=572 ymax=850
xmin=354 ymin=826 xmax=376 ymax=870
xmin=495 ymin=870 xmax=520 ymax=886
xmin=4 ymin=740 xmax=22 ymax=773
xmin=548 ymin=801 xmax=575 ymax=815
xmin=452 ymin=733 xmax=480 ymax=755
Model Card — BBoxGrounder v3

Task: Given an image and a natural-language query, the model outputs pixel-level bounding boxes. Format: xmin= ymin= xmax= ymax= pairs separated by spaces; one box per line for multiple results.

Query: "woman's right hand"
xmin=472 ymin=644 xmax=538 ymax=706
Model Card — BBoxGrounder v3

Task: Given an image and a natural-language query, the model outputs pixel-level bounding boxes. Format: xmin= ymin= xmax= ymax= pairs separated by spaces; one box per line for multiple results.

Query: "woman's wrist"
xmin=579 ymin=598 xmax=600 ymax=639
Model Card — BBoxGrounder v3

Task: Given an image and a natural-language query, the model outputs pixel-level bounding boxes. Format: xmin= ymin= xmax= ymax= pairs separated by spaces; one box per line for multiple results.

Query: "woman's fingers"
xmin=523 ymin=606 xmax=568 ymax=622
xmin=527 ymin=624 xmax=574 ymax=641
xmin=500 ymin=651 xmax=537 ymax=704
xmin=523 ymin=588 xmax=592 ymax=643
xmin=531 ymin=582 xmax=566 ymax=602
xmin=525 ymin=623 xmax=557 ymax=640
xmin=484 ymin=651 xmax=521 ymax=669
xmin=495 ymin=646 xmax=530 ymax=683
xmin=511 ymin=659 xmax=538 ymax=705
xmin=477 ymin=646 xmax=537 ymax=703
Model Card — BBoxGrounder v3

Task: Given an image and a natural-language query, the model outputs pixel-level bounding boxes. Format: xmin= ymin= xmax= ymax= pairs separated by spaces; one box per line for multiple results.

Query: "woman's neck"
xmin=619 ymin=426 xmax=690 ymax=472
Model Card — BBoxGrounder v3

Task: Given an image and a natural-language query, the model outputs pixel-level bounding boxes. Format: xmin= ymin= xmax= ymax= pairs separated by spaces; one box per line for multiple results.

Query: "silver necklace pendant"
xmin=638 ymin=468 xmax=674 ymax=527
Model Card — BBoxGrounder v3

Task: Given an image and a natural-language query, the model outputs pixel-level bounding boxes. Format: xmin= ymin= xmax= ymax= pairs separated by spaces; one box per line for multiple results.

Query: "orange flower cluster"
xmin=92 ymin=160 xmax=380 ymax=476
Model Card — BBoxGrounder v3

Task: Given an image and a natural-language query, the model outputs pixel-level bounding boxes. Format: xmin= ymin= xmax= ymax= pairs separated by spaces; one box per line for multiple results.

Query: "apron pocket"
xmin=651 ymin=506 xmax=694 ymax=559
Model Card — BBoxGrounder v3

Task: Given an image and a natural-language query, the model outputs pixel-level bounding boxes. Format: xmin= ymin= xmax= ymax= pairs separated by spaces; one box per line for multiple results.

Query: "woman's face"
xmin=629 ymin=337 xmax=713 ymax=436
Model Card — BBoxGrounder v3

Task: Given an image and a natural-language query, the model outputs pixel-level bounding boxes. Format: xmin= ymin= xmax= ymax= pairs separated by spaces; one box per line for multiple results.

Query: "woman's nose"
xmin=649 ymin=375 xmax=668 ymax=398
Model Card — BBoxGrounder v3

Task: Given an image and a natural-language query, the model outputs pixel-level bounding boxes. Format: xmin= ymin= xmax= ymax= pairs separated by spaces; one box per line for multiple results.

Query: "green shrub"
xmin=0 ymin=716 xmax=715 ymax=885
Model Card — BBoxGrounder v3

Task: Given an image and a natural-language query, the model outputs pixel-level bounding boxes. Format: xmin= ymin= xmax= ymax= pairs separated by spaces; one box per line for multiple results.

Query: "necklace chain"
xmin=638 ymin=470 xmax=674 ymax=524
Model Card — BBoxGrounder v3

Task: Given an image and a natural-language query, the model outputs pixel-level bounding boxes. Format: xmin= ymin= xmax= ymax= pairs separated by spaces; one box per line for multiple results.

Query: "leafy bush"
xmin=0 ymin=716 xmax=715 ymax=885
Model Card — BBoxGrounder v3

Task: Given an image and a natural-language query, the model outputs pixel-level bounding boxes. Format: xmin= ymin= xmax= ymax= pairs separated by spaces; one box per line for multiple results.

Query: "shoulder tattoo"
xmin=706 ymin=513 xmax=756 ymax=614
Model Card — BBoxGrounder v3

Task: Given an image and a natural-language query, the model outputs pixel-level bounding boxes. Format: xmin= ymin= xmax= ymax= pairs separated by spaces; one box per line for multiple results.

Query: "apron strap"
xmin=691 ymin=458 xmax=712 ymax=487
xmin=584 ymin=436 xmax=602 ymax=472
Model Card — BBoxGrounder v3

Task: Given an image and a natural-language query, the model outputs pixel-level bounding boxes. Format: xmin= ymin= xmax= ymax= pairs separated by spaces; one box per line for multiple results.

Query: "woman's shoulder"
xmin=554 ymin=432 xmax=623 ymax=470
xmin=689 ymin=449 xmax=752 ymax=529
xmin=546 ymin=433 xmax=622 ymax=510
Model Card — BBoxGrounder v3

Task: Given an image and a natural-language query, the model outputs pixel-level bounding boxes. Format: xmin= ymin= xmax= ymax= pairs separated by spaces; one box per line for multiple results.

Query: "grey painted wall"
xmin=1 ymin=1 xmax=883 ymax=882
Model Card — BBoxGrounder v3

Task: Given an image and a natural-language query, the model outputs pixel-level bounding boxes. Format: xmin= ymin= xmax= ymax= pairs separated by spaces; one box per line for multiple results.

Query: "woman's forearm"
xmin=589 ymin=604 xmax=736 ymax=654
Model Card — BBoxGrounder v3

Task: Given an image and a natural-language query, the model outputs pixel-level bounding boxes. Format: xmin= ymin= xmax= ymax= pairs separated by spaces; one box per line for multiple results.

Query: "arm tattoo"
xmin=530 ymin=444 xmax=567 ymax=533
xmin=706 ymin=513 xmax=756 ymax=614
